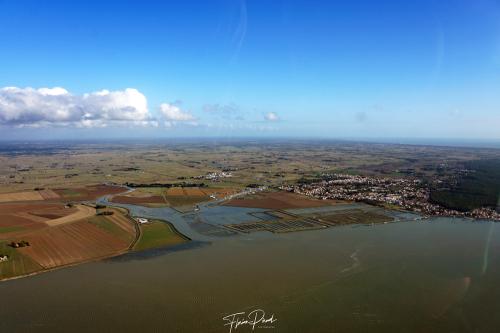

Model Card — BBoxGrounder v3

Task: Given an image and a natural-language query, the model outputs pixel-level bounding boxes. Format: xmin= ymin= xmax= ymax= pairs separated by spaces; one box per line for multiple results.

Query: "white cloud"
xmin=0 ymin=86 xmax=153 ymax=127
xmin=160 ymin=103 xmax=196 ymax=122
xmin=264 ymin=112 xmax=280 ymax=121
xmin=38 ymin=87 xmax=69 ymax=96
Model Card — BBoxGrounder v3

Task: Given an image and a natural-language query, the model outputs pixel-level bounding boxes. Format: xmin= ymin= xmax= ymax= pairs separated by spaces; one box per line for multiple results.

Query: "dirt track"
xmin=45 ymin=205 xmax=95 ymax=226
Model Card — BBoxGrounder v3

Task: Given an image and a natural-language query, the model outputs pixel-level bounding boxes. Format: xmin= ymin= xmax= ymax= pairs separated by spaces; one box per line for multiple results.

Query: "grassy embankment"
xmin=133 ymin=221 xmax=187 ymax=251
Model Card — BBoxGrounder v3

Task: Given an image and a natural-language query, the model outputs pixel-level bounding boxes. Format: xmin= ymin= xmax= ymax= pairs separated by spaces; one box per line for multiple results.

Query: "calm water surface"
xmin=1 ymin=218 xmax=500 ymax=332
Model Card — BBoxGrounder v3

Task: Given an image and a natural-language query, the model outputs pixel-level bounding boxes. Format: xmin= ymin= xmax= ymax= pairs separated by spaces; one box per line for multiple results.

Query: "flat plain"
xmin=2 ymin=140 xmax=500 ymax=195
xmin=1 ymin=139 xmax=500 ymax=281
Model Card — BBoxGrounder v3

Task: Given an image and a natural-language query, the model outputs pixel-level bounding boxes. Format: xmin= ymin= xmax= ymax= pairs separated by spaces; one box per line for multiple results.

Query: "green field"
xmin=0 ymin=242 xmax=43 ymax=280
xmin=134 ymin=221 xmax=187 ymax=251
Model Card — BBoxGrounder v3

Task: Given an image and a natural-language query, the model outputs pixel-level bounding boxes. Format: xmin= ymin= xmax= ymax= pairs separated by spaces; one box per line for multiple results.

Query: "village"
xmin=281 ymin=173 xmax=500 ymax=221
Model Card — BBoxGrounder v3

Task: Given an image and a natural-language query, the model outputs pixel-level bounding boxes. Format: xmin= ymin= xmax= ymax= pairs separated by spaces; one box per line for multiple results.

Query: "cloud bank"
xmin=0 ymin=87 xmax=283 ymax=133
xmin=0 ymin=87 xmax=152 ymax=127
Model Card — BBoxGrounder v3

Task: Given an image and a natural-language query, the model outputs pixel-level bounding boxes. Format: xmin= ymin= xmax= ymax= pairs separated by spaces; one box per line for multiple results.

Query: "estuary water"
xmin=1 ymin=216 xmax=500 ymax=332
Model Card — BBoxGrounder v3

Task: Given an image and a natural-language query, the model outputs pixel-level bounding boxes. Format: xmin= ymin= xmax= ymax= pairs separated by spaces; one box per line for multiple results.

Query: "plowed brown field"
xmin=183 ymin=188 xmax=206 ymax=196
xmin=200 ymin=188 xmax=236 ymax=197
xmin=38 ymin=189 xmax=60 ymax=200
xmin=0 ymin=191 xmax=44 ymax=203
xmin=166 ymin=187 xmax=184 ymax=196
xmin=0 ymin=203 xmax=76 ymax=237
xmin=111 ymin=195 xmax=166 ymax=204
xmin=0 ymin=214 xmax=38 ymax=227
xmin=18 ymin=220 xmax=129 ymax=268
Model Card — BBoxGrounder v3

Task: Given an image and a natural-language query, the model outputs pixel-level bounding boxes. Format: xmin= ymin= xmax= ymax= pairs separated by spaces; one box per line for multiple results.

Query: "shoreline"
xmin=3 ymin=187 xmax=495 ymax=283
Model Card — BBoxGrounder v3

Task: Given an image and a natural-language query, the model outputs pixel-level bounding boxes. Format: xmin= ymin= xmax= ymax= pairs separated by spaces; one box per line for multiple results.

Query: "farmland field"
xmin=0 ymin=202 xmax=77 ymax=238
xmin=18 ymin=219 xmax=131 ymax=268
xmin=164 ymin=187 xmax=237 ymax=207
xmin=38 ymin=189 xmax=60 ymax=200
xmin=0 ymin=226 xmax=24 ymax=234
xmin=201 ymin=188 xmax=237 ymax=197
xmin=182 ymin=187 xmax=206 ymax=196
xmin=54 ymin=185 xmax=126 ymax=201
xmin=134 ymin=221 xmax=187 ymax=251
xmin=89 ymin=211 xmax=136 ymax=244
xmin=166 ymin=187 xmax=184 ymax=196
xmin=103 ymin=209 xmax=136 ymax=237
xmin=0 ymin=191 xmax=44 ymax=203
xmin=111 ymin=194 xmax=166 ymax=205
xmin=224 ymin=191 xmax=339 ymax=209
xmin=0 ymin=242 xmax=43 ymax=280
xmin=112 ymin=187 xmax=216 ymax=207
xmin=0 ymin=198 xmax=136 ymax=279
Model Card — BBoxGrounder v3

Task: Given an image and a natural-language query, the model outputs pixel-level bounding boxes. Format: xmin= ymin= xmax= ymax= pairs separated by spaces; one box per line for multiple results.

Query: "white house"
xmin=136 ymin=218 xmax=149 ymax=224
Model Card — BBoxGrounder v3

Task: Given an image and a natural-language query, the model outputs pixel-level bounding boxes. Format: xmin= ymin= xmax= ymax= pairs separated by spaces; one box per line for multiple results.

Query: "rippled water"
xmin=1 ymin=218 xmax=500 ymax=332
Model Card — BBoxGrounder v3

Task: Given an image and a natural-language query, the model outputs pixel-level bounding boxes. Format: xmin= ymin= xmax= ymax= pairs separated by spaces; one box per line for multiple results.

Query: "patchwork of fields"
xmin=0 ymin=185 xmax=137 ymax=280
xmin=0 ymin=203 xmax=77 ymax=238
xmin=112 ymin=187 xmax=236 ymax=208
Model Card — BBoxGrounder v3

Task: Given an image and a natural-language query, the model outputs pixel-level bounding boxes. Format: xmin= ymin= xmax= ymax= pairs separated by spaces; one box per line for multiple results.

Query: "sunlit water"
xmin=1 ymin=218 xmax=500 ymax=332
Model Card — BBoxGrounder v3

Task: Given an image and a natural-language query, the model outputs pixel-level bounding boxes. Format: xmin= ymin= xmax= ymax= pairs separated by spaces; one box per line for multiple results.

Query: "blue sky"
xmin=0 ymin=0 xmax=499 ymax=140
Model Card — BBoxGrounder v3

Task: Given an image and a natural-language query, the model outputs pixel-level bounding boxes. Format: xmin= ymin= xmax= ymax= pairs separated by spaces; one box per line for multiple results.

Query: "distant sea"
xmin=343 ymin=137 xmax=500 ymax=149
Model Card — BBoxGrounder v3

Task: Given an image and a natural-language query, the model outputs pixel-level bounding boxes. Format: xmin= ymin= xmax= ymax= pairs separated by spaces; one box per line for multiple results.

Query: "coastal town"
xmin=281 ymin=173 xmax=500 ymax=221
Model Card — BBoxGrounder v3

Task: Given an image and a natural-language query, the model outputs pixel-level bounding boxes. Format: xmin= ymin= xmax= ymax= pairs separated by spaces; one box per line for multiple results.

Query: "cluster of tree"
xmin=9 ymin=240 xmax=30 ymax=248
xmin=296 ymin=177 xmax=323 ymax=184
xmin=112 ymin=167 xmax=141 ymax=172
xmin=430 ymin=159 xmax=500 ymax=212
xmin=97 ymin=211 xmax=114 ymax=216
